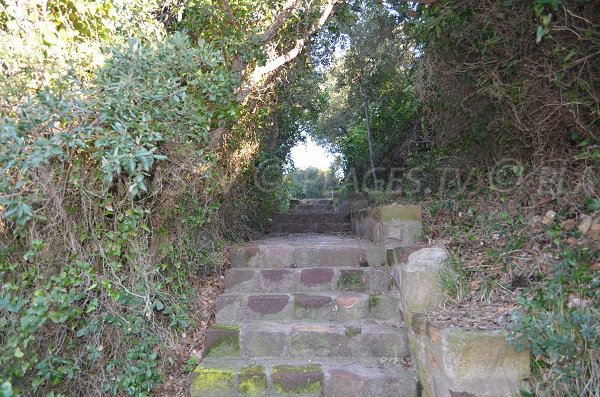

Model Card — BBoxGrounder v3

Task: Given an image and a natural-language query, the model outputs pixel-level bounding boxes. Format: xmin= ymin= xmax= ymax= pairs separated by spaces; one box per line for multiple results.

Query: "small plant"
xmin=182 ymin=356 xmax=202 ymax=374
xmin=508 ymin=246 xmax=599 ymax=396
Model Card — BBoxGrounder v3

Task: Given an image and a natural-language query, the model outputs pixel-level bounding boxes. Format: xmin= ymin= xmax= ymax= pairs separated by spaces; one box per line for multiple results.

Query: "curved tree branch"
xmin=236 ymin=0 xmax=340 ymax=103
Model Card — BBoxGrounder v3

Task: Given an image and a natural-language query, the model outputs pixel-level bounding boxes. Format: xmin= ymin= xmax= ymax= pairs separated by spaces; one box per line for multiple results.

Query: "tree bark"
xmin=362 ymin=86 xmax=378 ymax=189
xmin=236 ymin=0 xmax=339 ymax=102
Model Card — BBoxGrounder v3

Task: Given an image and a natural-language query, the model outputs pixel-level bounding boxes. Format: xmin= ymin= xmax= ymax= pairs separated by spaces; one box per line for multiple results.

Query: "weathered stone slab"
xmin=411 ymin=319 xmax=530 ymax=397
xmin=300 ymin=268 xmax=334 ymax=287
xmin=247 ymin=295 xmax=290 ymax=315
xmin=238 ymin=364 xmax=268 ymax=396
xmin=272 ymin=364 xmax=324 ymax=396
xmin=203 ymin=325 xmax=240 ymax=358
xmin=326 ymin=364 xmax=417 ymax=397
xmin=191 ymin=366 xmax=235 ymax=397
xmin=293 ymin=294 xmax=336 ymax=321
xmin=290 ymin=324 xmax=347 ymax=357
xmin=396 ymin=246 xmax=448 ymax=326
xmin=335 ymin=292 xmax=368 ymax=321
xmin=367 ymin=294 xmax=399 ymax=320
xmin=242 ymin=322 xmax=289 ymax=357
xmin=351 ymin=205 xmax=422 ymax=246
xmin=337 ymin=270 xmax=367 ymax=291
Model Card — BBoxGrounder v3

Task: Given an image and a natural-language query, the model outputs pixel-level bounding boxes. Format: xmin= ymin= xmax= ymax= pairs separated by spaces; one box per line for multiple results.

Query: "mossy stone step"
xmin=270 ymin=222 xmax=351 ymax=234
xmin=272 ymin=213 xmax=350 ymax=223
xmin=203 ymin=320 xmax=408 ymax=359
xmin=191 ymin=357 xmax=417 ymax=397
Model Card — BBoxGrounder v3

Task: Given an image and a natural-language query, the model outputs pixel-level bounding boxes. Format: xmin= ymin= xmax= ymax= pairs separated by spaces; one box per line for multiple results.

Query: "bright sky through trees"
xmin=290 ymin=135 xmax=336 ymax=170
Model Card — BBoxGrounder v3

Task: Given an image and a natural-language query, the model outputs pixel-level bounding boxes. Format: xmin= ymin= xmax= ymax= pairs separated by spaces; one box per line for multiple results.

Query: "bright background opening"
xmin=290 ymin=135 xmax=335 ymax=170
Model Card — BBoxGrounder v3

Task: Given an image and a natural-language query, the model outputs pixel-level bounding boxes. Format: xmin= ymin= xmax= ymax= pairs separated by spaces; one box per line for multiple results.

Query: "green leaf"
xmin=585 ymin=197 xmax=600 ymax=212
xmin=0 ymin=381 xmax=13 ymax=397
xmin=48 ymin=311 xmax=69 ymax=324
xmin=14 ymin=347 xmax=24 ymax=358
xmin=536 ymin=26 xmax=546 ymax=43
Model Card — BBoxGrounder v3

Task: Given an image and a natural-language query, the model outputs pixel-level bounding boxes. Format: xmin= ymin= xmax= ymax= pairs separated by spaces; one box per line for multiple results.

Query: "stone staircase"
xmin=270 ymin=199 xmax=351 ymax=234
xmin=192 ymin=230 xmax=417 ymax=396
xmin=191 ymin=202 xmax=531 ymax=397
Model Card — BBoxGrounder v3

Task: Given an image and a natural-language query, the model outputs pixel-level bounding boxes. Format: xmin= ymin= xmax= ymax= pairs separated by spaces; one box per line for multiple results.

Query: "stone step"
xmin=203 ymin=320 xmax=408 ymax=360
xmin=231 ymin=235 xmax=386 ymax=268
xmin=215 ymin=292 xmax=399 ymax=323
xmin=270 ymin=222 xmax=351 ymax=234
xmin=290 ymin=198 xmax=333 ymax=205
xmin=192 ymin=357 xmax=417 ymax=397
xmin=288 ymin=205 xmax=335 ymax=214
xmin=273 ymin=213 xmax=350 ymax=224
xmin=225 ymin=267 xmax=392 ymax=293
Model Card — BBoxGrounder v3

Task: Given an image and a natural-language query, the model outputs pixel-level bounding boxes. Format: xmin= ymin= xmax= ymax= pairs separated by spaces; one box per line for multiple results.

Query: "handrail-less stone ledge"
xmin=351 ymin=204 xmax=422 ymax=246
xmin=350 ymin=204 xmax=531 ymax=397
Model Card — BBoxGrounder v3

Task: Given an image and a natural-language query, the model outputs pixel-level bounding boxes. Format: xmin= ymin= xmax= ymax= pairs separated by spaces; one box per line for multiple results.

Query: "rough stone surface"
xmin=203 ymin=325 xmax=240 ymax=358
xmin=411 ymin=319 xmax=530 ymax=397
xmin=247 ymin=295 xmax=290 ymax=315
xmin=351 ymin=205 xmax=422 ymax=246
xmin=230 ymin=235 xmax=386 ymax=268
xmin=290 ymin=324 xmax=346 ymax=357
xmin=396 ymin=247 xmax=448 ymax=326
xmin=242 ymin=322 xmax=289 ymax=357
xmin=301 ymin=268 xmax=334 ymax=287
xmin=193 ymin=203 xmax=529 ymax=396
xmin=272 ymin=364 xmax=324 ymax=396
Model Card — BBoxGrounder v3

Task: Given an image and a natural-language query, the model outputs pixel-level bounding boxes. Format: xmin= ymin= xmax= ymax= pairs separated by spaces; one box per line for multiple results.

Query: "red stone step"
xmin=215 ymin=292 xmax=399 ymax=323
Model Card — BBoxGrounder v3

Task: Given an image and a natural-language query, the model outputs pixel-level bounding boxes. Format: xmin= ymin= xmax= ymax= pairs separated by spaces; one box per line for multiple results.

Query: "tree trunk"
xmin=236 ymin=0 xmax=339 ymax=102
xmin=362 ymin=87 xmax=378 ymax=189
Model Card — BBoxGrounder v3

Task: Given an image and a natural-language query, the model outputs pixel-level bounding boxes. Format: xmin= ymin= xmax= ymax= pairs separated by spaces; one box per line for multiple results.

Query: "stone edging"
xmin=350 ymin=205 xmax=531 ymax=397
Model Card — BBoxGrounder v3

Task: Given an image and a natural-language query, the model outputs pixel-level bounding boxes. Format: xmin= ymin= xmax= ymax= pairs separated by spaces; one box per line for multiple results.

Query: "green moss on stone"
xmin=272 ymin=364 xmax=323 ymax=394
xmin=204 ymin=325 xmax=240 ymax=357
xmin=337 ymin=271 xmax=366 ymax=291
xmin=238 ymin=365 xmax=267 ymax=396
xmin=368 ymin=295 xmax=381 ymax=311
xmin=379 ymin=205 xmax=421 ymax=222
xmin=345 ymin=326 xmax=362 ymax=338
xmin=192 ymin=367 xmax=235 ymax=394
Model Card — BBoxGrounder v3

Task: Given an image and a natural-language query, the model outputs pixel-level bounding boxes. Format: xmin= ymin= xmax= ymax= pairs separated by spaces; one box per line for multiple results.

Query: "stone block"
xmin=203 ymin=325 xmax=240 ymax=358
xmin=368 ymin=294 xmax=399 ymax=320
xmin=191 ymin=366 xmax=235 ymax=397
xmin=247 ymin=295 xmax=290 ymax=317
xmin=397 ymin=247 xmax=448 ymax=325
xmin=238 ymin=364 xmax=268 ymax=396
xmin=290 ymin=324 xmax=347 ymax=357
xmin=351 ymin=205 xmax=423 ymax=246
xmin=272 ymin=364 xmax=324 ymax=396
xmin=411 ymin=319 xmax=530 ymax=397
xmin=215 ymin=295 xmax=242 ymax=322
xmin=355 ymin=325 xmax=407 ymax=358
xmin=337 ymin=270 xmax=367 ymax=291
xmin=260 ymin=270 xmax=295 ymax=292
xmin=242 ymin=323 xmax=289 ymax=357
xmin=300 ymin=268 xmax=334 ymax=288
xmin=225 ymin=269 xmax=257 ymax=292
xmin=293 ymin=294 xmax=336 ymax=321
xmin=439 ymin=328 xmax=531 ymax=395
xmin=335 ymin=293 xmax=368 ymax=321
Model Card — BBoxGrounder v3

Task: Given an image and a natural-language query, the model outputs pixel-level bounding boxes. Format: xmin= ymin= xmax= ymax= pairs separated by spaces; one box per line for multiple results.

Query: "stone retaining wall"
xmin=387 ymin=245 xmax=530 ymax=397
xmin=351 ymin=204 xmax=531 ymax=396
xmin=351 ymin=204 xmax=422 ymax=246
